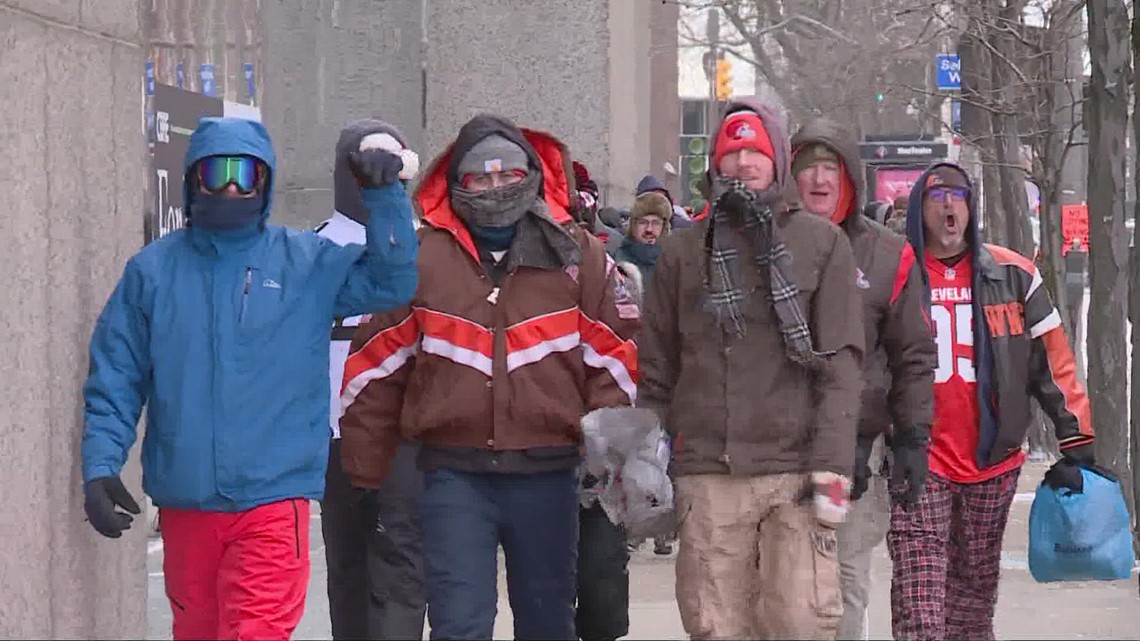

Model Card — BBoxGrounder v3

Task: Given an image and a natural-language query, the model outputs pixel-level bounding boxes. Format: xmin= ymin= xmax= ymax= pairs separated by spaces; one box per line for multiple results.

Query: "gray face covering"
xmin=449 ymin=170 xmax=542 ymax=228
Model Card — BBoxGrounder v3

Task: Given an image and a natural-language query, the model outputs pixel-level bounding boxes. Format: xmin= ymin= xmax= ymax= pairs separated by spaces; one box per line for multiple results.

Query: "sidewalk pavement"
xmin=147 ymin=461 xmax=1139 ymax=639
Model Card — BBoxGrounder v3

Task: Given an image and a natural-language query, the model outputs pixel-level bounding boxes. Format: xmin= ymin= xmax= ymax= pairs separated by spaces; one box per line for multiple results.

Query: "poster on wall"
xmin=1061 ymin=204 xmax=1089 ymax=254
xmin=148 ymin=83 xmax=224 ymax=243
xmin=874 ymin=167 xmax=925 ymax=202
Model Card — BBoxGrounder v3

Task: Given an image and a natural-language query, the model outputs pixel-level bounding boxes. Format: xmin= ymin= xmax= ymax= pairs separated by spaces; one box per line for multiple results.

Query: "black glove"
xmin=850 ymin=435 xmax=875 ymax=502
xmin=1043 ymin=458 xmax=1085 ymax=493
xmin=348 ymin=149 xmax=403 ymax=188
xmin=714 ymin=178 xmax=757 ymax=221
xmin=1044 ymin=445 xmax=1111 ymax=493
xmin=889 ymin=427 xmax=930 ymax=508
xmin=84 ymin=476 xmax=141 ymax=539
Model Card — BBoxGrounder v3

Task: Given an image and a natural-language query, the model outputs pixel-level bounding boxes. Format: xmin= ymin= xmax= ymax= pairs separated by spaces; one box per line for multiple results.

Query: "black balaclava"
xmin=189 ymin=191 xmax=265 ymax=231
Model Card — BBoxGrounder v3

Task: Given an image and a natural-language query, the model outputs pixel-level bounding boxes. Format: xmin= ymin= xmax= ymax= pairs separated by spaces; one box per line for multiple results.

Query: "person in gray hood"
xmin=318 ymin=119 xmax=426 ymax=641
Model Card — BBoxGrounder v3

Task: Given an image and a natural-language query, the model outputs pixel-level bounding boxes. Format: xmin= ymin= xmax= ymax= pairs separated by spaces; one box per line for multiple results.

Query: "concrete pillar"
xmin=0 ymin=1 xmax=147 ymax=638
xmin=259 ymin=0 xmax=426 ymax=229
xmin=423 ymin=0 xmax=656 ymax=205
xmin=648 ymin=0 xmax=681 ymax=197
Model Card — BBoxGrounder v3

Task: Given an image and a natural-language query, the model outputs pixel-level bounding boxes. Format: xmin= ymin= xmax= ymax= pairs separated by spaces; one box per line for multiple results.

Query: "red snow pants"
xmin=160 ymin=498 xmax=311 ymax=641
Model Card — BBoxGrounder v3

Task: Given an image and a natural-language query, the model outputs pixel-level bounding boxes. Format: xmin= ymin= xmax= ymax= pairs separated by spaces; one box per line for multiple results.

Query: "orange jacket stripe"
xmin=415 ymin=308 xmax=495 ymax=376
xmin=506 ymin=307 xmax=581 ymax=351
xmin=505 ymin=307 xmax=582 ymax=372
xmin=579 ymin=310 xmax=639 ymax=402
xmin=1039 ymin=328 xmax=1095 ymax=443
xmin=340 ymin=313 xmax=420 ymax=411
xmin=417 ymin=308 xmax=494 ymax=357
xmin=890 ymin=243 xmax=916 ymax=306
xmin=985 ymin=243 xmax=1036 ymax=274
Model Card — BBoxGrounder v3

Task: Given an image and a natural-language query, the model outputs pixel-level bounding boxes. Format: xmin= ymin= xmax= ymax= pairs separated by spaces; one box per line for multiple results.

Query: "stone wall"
xmin=0 ymin=1 xmax=148 ymax=637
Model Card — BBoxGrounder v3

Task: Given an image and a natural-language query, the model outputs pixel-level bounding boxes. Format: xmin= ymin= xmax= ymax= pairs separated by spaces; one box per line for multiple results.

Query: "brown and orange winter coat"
xmin=338 ymin=125 xmax=639 ymax=488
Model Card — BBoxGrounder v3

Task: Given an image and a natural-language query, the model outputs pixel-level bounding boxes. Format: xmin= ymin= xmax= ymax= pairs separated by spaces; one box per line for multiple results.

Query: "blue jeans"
xmin=419 ymin=468 xmax=579 ymax=640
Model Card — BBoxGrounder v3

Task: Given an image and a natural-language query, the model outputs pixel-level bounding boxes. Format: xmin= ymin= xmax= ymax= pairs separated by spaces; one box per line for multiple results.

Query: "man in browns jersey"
xmin=891 ymin=162 xmax=1095 ymax=640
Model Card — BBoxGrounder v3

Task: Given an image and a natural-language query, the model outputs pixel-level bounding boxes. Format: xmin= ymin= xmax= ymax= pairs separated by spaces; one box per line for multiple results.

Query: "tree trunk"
xmin=990 ymin=1 xmax=1034 ymax=258
xmin=1130 ymin=0 xmax=1140 ymax=547
xmin=958 ymin=12 xmax=1006 ymax=246
xmin=1085 ymin=0 xmax=1132 ymax=510
xmin=981 ymin=162 xmax=1007 ymax=245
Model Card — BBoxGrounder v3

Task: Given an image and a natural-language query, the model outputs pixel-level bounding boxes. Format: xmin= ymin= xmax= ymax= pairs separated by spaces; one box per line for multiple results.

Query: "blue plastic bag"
xmin=1028 ymin=465 xmax=1135 ymax=583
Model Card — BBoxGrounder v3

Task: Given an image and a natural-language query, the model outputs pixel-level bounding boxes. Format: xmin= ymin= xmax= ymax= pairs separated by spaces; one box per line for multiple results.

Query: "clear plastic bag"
xmin=579 ymin=407 xmax=674 ymax=537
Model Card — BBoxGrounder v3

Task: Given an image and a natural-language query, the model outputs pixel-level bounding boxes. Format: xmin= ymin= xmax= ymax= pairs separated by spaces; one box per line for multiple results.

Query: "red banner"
xmin=1061 ymin=204 xmax=1089 ymax=255
xmin=874 ymin=168 xmax=925 ymax=202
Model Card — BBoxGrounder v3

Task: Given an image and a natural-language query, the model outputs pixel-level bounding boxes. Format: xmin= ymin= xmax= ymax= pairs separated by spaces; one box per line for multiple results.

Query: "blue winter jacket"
xmin=81 ymin=117 xmax=418 ymax=511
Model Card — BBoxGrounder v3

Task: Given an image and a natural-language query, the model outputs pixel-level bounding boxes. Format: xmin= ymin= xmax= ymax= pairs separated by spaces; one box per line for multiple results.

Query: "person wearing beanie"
xmin=80 ymin=117 xmax=418 ymax=639
xmin=889 ymin=162 xmax=1094 ymax=640
xmin=338 ymin=114 xmax=639 ymax=640
xmin=790 ymin=118 xmax=936 ymax=641
xmin=316 ymin=119 xmax=427 ymax=641
xmin=638 ymin=98 xmax=864 ymax=639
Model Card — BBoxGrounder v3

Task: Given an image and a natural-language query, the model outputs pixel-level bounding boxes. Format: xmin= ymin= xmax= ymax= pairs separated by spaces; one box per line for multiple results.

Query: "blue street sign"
xmin=145 ymin=61 xmax=155 ymax=95
xmin=199 ymin=63 xmax=216 ymax=97
xmin=244 ymin=63 xmax=255 ymax=101
xmin=936 ymin=54 xmax=961 ymax=91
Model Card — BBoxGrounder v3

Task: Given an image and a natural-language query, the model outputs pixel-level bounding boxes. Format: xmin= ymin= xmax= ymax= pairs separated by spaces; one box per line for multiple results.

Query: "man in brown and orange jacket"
xmin=791 ymin=118 xmax=936 ymax=640
xmin=338 ymin=114 xmax=639 ymax=641
xmin=638 ymin=97 xmax=864 ymax=639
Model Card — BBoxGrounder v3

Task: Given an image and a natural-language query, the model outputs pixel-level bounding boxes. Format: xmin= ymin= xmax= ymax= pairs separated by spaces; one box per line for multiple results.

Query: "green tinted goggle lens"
xmin=197 ymin=156 xmax=265 ymax=193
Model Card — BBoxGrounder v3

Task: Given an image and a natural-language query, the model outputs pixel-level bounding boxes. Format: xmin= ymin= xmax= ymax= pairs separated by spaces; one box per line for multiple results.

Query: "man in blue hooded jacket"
xmin=79 ymin=117 xmax=418 ymax=640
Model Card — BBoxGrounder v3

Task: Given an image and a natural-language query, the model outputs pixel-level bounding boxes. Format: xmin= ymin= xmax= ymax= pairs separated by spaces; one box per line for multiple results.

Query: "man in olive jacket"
xmin=638 ymin=97 xmax=865 ymax=640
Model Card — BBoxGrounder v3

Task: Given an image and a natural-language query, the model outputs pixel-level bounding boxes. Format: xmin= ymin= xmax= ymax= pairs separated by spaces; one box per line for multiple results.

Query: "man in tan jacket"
xmin=638 ymin=98 xmax=865 ymax=639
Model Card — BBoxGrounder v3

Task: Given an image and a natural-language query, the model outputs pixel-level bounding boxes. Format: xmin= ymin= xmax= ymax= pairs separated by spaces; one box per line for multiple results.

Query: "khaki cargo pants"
xmin=675 ymin=474 xmax=842 ymax=640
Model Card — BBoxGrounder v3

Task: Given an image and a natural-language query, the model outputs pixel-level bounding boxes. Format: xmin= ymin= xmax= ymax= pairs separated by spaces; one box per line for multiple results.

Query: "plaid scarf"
xmin=704 ymin=178 xmax=825 ymax=366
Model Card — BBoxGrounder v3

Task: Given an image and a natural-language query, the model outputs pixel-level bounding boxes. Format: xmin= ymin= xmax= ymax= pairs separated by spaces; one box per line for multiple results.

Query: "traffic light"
xmin=715 ymin=57 xmax=733 ymax=102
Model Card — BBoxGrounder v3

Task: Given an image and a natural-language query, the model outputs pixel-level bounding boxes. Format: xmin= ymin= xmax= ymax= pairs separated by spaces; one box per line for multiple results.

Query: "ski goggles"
xmin=925 ymin=185 xmax=970 ymax=202
xmin=195 ymin=155 xmax=268 ymax=194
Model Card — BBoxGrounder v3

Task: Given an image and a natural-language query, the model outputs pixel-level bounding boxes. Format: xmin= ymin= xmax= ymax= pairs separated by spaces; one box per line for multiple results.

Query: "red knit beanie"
xmin=713 ymin=110 xmax=776 ymax=173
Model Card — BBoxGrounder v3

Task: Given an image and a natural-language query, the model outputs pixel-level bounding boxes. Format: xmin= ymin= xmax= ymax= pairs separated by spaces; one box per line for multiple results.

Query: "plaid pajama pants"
xmin=887 ymin=468 xmax=1021 ymax=641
